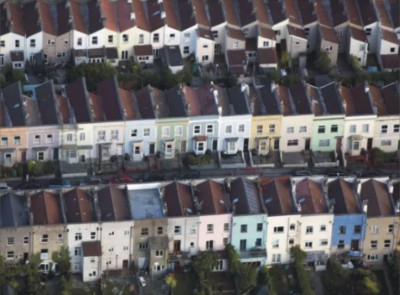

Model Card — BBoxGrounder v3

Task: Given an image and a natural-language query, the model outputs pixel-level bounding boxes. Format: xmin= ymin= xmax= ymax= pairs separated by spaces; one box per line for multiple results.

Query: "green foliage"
xmin=371 ymin=147 xmax=399 ymax=167
xmin=165 ymin=273 xmax=177 ymax=289
xmin=225 ymin=244 xmax=240 ymax=274
xmin=0 ymin=65 xmax=26 ymax=87
xmin=193 ymin=251 xmax=219 ymax=281
xmin=280 ymin=51 xmax=290 ymax=69
xmin=27 ymin=160 xmax=54 ymax=176
xmin=258 ymin=265 xmax=289 ymax=295
xmin=66 ymin=62 xmax=117 ymax=91
xmin=314 ymin=51 xmax=332 ymax=74
xmin=52 ymin=246 xmax=71 ymax=277
xmin=388 ymin=251 xmax=400 ymax=295
xmin=321 ymin=260 xmax=349 ymax=295
xmin=187 ymin=154 xmax=214 ymax=166
xmin=290 ymin=246 xmax=315 ymax=295
xmin=349 ymin=55 xmax=361 ymax=73
xmin=60 ymin=275 xmax=73 ymax=295
xmin=237 ymin=263 xmax=257 ymax=293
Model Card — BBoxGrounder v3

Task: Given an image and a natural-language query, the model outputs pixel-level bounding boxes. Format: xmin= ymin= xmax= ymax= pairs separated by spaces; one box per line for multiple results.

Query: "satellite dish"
xmin=233 ymin=198 xmax=239 ymax=204
xmin=264 ymin=197 xmax=273 ymax=204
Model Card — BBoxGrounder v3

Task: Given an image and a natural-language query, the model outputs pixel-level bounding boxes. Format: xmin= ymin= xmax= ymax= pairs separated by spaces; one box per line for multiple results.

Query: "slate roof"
xmin=295 ymin=178 xmax=328 ymax=215
xmin=82 ymin=241 xmax=102 ymax=257
xmin=388 ymin=0 xmax=399 ymax=28
xmin=182 ymin=84 xmax=218 ymax=116
xmin=163 ymin=46 xmax=184 ymax=67
xmin=228 ymin=84 xmax=251 ymax=115
xmin=356 ymin=0 xmax=378 ymax=26
xmin=64 ymin=188 xmax=95 ymax=223
xmin=97 ymin=185 xmax=130 ymax=221
xmin=164 ymin=182 xmax=195 ymax=217
xmin=296 ymin=0 xmax=317 ymax=25
xmin=342 ymin=0 xmax=363 ymax=27
xmin=349 ymin=84 xmax=375 ymax=115
xmin=360 ymin=179 xmax=394 ymax=217
xmin=329 ymin=0 xmax=347 ymax=27
xmin=65 ymin=77 xmax=92 ymax=123
xmin=135 ymin=85 xmax=156 ymax=119
xmin=267 ymin=0 xmax=286 ymax=25
xmin=30 ymin=191 xmax=63 ymax=225
xmin=164 ymin=85 xmax=187 ymax=117
xmin=97 ymin=76 xmax=123 ymax=121
xmin=23 ymin=1 xmax=41 ymax=37
xmin=381 ymin=82 xmax=400 ymax=115
xmin=34 ymin=80 xmax=60 ymax=125
xmin=0 ymin=3 xmax=10 ymax=36
xmin=289 ymin=83 xmax=312 ymax=115
xmin=255 ymin=84 xmax=281 ymax=116
xmin=206 ymin=0 xmax=225 ymax=27
xmin=195 ymin=180 xmax=229 ymax=215
xmin=0 ymin=82 xmax=26 ymax=127
xmin=0 ymin=193 xmax=29 ymax=227
xmin=236 ymin=0 xmax=256 ymax=26
xmin=260 ymin=177 xmax=296 ymax=216
xmin=320 ymin=82 xmax=344 ymax=115
xmin=230 ymin=177 xmax=263 ymax=215
xmin=328 ymin=178 xmax=360 ymax=214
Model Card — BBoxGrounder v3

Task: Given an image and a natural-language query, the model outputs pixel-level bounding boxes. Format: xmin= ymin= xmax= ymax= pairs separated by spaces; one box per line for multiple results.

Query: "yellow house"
xmin=250 ymin=85 xmax=283 ymax=154
xmin=0 ymin=127 xmax=28 ymax=167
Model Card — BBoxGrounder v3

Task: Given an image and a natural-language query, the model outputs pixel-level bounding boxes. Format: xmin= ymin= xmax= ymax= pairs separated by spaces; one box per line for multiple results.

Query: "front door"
xmin=212 ymin=139 xmax=218 ymax=150
xmin=122 ymin=260 xmax=128 ymax=269
xmin=149 ymin=143 xmax=155 ymax=154
xmin=274 ymin=138 xmax=280 ymax=150
xmin=173 ymin=240 xmax=181 ymax=254
xmin=243 ymin=138 xmax=249 ymax=151
xmin=367 ymin=138 xmax=373 ymax=150
xmin=305 ymin=138 xmax=311 ymax=151
xmin=350 ymin=239 xmax=359 ymax=251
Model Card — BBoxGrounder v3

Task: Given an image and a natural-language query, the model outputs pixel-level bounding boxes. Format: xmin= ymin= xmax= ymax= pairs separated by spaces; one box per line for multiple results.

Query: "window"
xmin=144 ymin=128 xmax=150 ymax=136
xmin=224 ymin=223 xmax=229 ymax=232
xmin=353 ymin=141 xmax=360 ymax=150
xmin=320 ymin=239 xmax=328 ymax=246
xmin=202 ymin=55 xmax=209 ymax=61
xmin=349 ymin=125 xmax=356 ymax=133
xmin=7 ymin=237 xmax=14 ymax=246
xmin=225 ymin=125 xmax=232 ymax=134
xmin=305 ymin=241 xmax=313 ymax=248
xmin=384 ymin=240 xmax=391 ymax=248
xmin=111 ymin=130 xmax=119 ymax=140
xmin=274 ymin=30 xmax=280 ymax=36
xmin=256 ymin=125 xmax=263 ymax=134
xmin=263 ymin=41 xmax=269 ymax=47
xmin=77 ymin=38 xmax=82 ymax=46
xmin=141 ymin=228 xmax=149 ymax=236
xmin=57 ymin=234 xmax=63 ymax=243
xmin=45 ymin=134 xmax=53 ymax=143
xmin=131 ymin=129 xmax=138 ymax=137
xmin=370 ymin=240 xmax=377 ymax=249
xmin=162 ymin=127 xmax=170 ymax=137
xmin=287 ymin=127 xmax=294 ymax=133
xmin=274 ymin=226 xmax=284 ymax=233
xmin=75 ymin=233 xmax=82 ymax=241
xmin=272 ymin=240 xmax=279 ymax=248
xmin=14 ymin=136 xmax=21 ymax=145
xmin=30 ymin=39 xmax=36 ymax=47
xmin=34 ymin=135 xmax=41 ymax=144
xmin=290 ymin=224 xmax=295 ymax=231
xmin=318 ymin=126 xmax=325 ymax=133
xmin=175 ymin=126 xmax=183 ymax=136
xmin=66 ymin=133 xmax=73 ymax=142
xmin=289 ymin=238 xmax=294 ymax=245
xmin=331 ymin=125 xmax=338 ymax=132
xmin=381 ymin=125 xmax=388 ymax=133
xmin=394 ymin=124 xmax=400 ymax=133
xmin=139 ymin=34 xmax=144 ymax=44
xmin=338 ymin=240 xmax=345 ymax=249
xmin=1 ymin=137 xmax=8 ymax=146
xmin=257 ymin=223 xmax=263 ymax=232
xmin=255 ymin=238 xmax=262 ymax=247
xmin=390 ymin=47 xmax=395 ymax=52
xmin=206 ymin=124 xmax=213 ymax=133
xmin=15 ymin=40 xmax=20 ymax=48
xmin=183 ymin=46 xmax=189 ymax=54
xmin=74 ymin=247 xmax=81 ymax=256
xmin=287 ymin=139 xmax=298 ymax=146
xmin=184 ymin=32 xmax=190 ymax=42
xmin=193 ymin=125 xmax=201 ymax=134
xmin=23 ymin=236 xmax=29 ymax=244
xmin=269 ymin=124 xmax=275 ymax=133
xmin=207 ymin=224 xmax=214 ymax=233
xmin=272 ymin=254 xmax=281 ymax=263
xmin=354 ymin=225 xmax=361 ymax=234
xmin=320 ymin=225 xmax=326 ymax=232
xmin=173 ymin=226 xmax=181 ymax=235
xmin=90 ymin=232 xmax=96 ymax=240
xmin=367 ymin=254 xmax=379 ymax=261
xmin=139 ymin=242 xmax=148 ymax=250
xmin=37 ymin=152 xmax=45 ymax=161
xmin=6 ymin=251 xmax=14 ymax=259
xmin=381 ymin=140 xmax=391 ymax=146
xmin=241 ymin=224 xmax=248 ymax=233
xmin=153 ymin=250 xmax=163 ymax=257
xmin=240 ymin=239 xmax=247 ymax=251
xmin=0 ymin=40 xmax=4 ymax=47
xmin=98 ymin=131 xmax=105 ymax=140
xmin=306 ymin=226 xmax=313 ymax=234
xmin=221 ymin=238 xmax=227 ymax=246
xmin=299 ymin=126 xmax=307 ymax=133
xmin=122 ymin=34 xmax=128 ymax=42
xmin=92 ymin=36 xmax=98 ymax=45
xmin=238 ymin=124 xmax=245 ymax=133
xmin=371 ymin=225 xmax=379 ymax=234
xmin=233 ymin=41 xmax=239 ymax=49
xmin=48 ymin=39 xmax=55 ymax=45
xmin=339 ymin=226 xmax=346 ymax=235
xmin=153 ymin=33 xmax=159 ymax=43
xmin=206 ymin=240 xmax=214 ymax=250
xmin=319 ymin=140 xmax=329 ymax=147
xmin=41 ymin=234 xmax=48 ymax=243
xmin=362 ymin=124 xmax=369 ymax=133
xmin=388 ymin=224 xmax=394 ymax=233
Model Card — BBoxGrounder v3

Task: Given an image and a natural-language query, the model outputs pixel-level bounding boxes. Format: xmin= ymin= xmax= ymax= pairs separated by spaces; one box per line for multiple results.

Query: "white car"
xmin=0 ymin=182 xmax=12 ymax=191
xmin=139 ymin=276 xmax=146 ymax=287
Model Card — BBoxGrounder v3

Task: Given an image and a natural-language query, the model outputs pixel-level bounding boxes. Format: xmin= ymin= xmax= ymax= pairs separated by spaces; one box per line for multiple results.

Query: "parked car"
xmin=0 ymin=182 xmax=12 ymax=191
xmin=355 ymin=169 xmax=384 ymax=178
xmin=109 ymin=174 xmax=134 ymax=184
xmin=326 ymin=168 xmax=349 ymax=177
xmin=292 ymin=170 xmax=313 ymax=176
xmin=16 ymin=182 xmax=42 ymax=190
xmin=85 ymin=176 xmax=103 ymax=185
xmin=48 ymin=178 xmax=72 ymax=188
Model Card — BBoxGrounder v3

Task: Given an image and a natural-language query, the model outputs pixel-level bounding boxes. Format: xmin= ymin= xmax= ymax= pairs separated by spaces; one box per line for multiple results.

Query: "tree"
xmin=321 ymin=259 xmax=348 ymax=295
xmin=349 ymin=55 xmax=361 ymax=73
xmin=52 ymin=246 xmax=71 ymax=278
xmin=165 ymin=272 xmax=177 ymax=295
xmin=314 ymin=51 xmax=332 ymax=74
xmin=60 ymin=275 xmax=72 ymax=295
xmin=344 ymin=268 xmax=380 ymax=295
xmin=237 ymin=264 xmax=257 ymax=293
xmin=290 ymin=246 xmax=315 ymax=295
xmin=225 ymin=244 xmax=240 ymax=274
xmin=388 ymin=250 xmax=400 ymax=295
xmin=280 ymin=51 xmax=290 ymax=69
xmin=193 ymin=251 xmax=218 ymax=281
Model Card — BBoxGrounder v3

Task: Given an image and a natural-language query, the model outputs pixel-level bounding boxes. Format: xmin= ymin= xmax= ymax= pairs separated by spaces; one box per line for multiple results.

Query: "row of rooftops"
xmin=0 ymin=0 xmax=398 ymax=38
xmin=0 ymin=176 xmax=399 ymax=228
xmin=0 ymin=78 xmax=398 ymax=128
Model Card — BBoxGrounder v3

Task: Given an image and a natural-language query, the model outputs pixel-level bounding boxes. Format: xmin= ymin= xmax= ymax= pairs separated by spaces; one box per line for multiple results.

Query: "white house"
xmin=286 ymin=25 xmax=308 ymax=59
xmin=195 ymin=28 xmax=215 ymax=65
xmin=348 ymin=27 xmax=368 ymax=67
